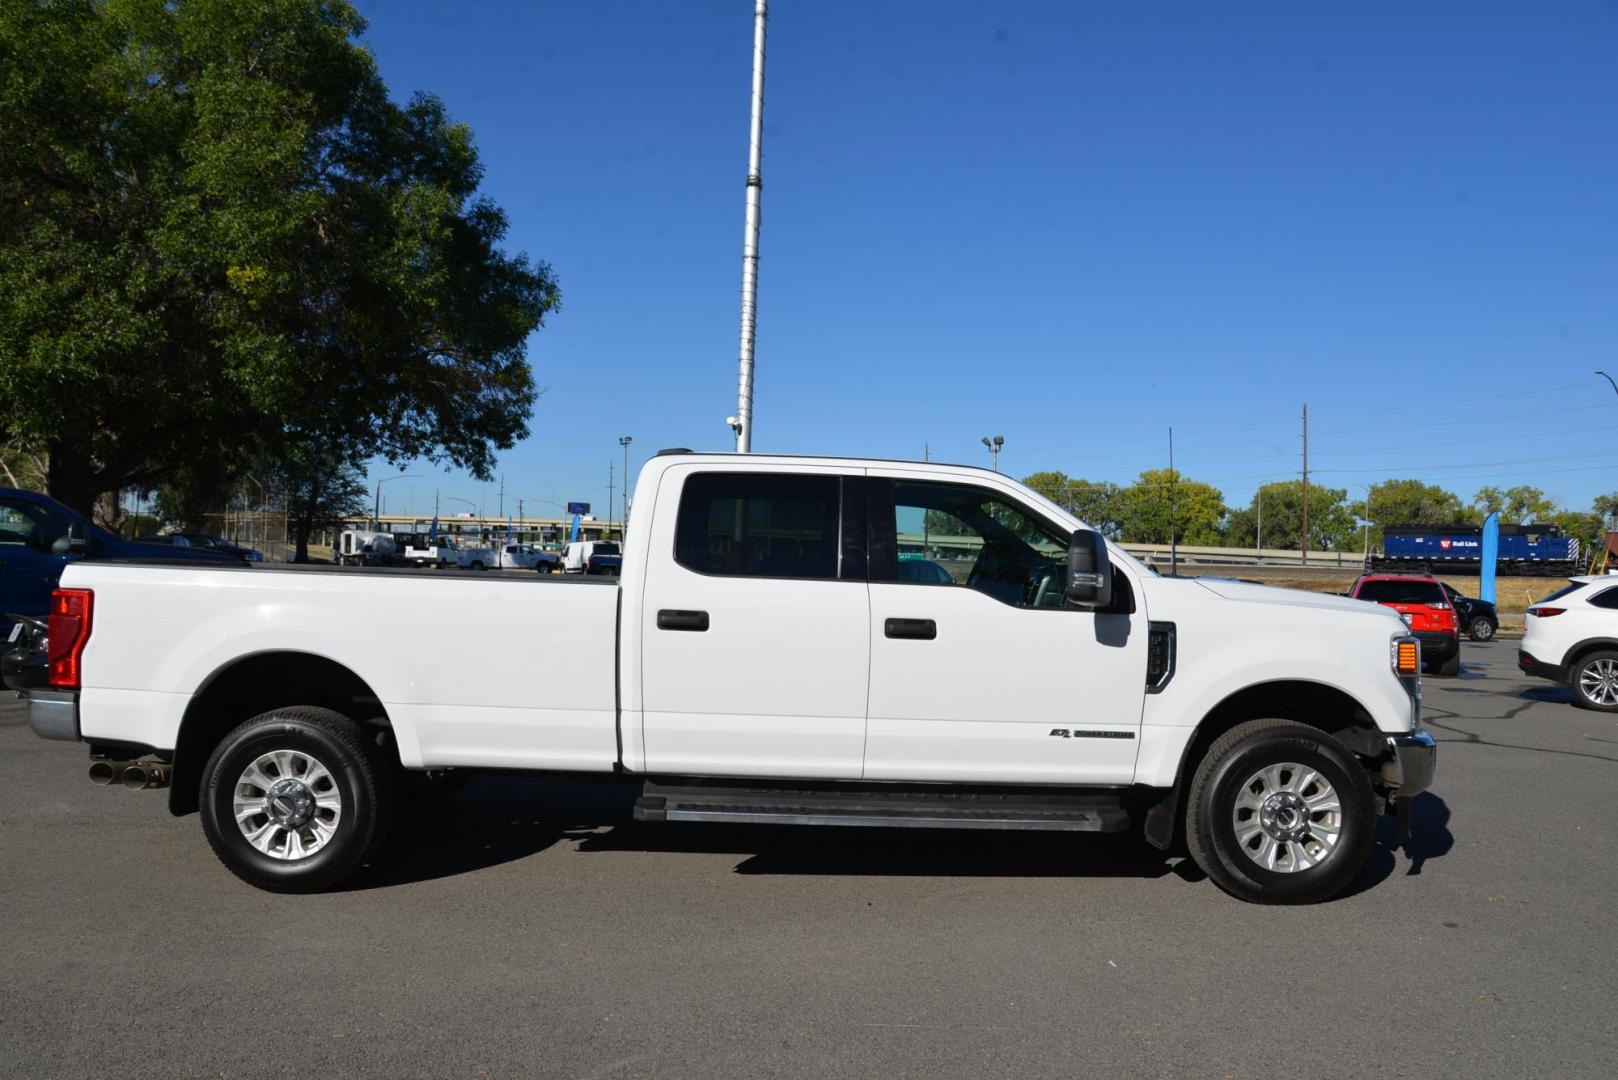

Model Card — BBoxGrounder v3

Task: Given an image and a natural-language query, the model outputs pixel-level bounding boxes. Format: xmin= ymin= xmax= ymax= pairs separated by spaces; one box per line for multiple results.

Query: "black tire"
xmin=199 ymin=707 xmax=395 ymax=893
xmin=1184 ymin=719 xmax=1378 ymax=905
xmin=1437 ymin=650 xmax=1461 ymax=677
xmin=1468 ymin=616 xmax=1495 ymax=643
xmin=469 ymin=560 xmax=485 ymax=572
xmin=1571 ymin=650 xmax=1618 ymax=713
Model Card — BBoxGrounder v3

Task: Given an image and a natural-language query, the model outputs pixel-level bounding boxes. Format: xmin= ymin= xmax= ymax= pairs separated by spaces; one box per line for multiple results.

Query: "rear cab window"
xmin=674 ymin=472 xmax=841 ymax=579
xmin=1356 ymin=579 xmax=1445 ymax=604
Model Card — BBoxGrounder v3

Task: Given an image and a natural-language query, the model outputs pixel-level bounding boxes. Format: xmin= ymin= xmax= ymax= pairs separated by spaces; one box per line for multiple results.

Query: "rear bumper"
xmin=23 ymin=689 xmax=80 ymax=742
xmin=1381 ymin=731 xmax=1438 ymax=797
xmin=1517 ymin=649 xmax=1568 ymax=684
xmin=1414 ymin=631 xmax=1459 ymax=663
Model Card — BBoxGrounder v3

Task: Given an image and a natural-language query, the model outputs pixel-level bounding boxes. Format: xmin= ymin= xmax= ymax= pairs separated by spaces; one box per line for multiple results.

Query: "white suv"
xmin=1519 ymin=575 xmax=1618 ymax=711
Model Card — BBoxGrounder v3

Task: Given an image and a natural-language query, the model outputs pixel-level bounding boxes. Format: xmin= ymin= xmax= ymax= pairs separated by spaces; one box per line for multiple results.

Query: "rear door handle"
xmin=657 ymin=609 xmax=710 ymax=632
xmin=884 ymin=617 xmax=936 ymax=640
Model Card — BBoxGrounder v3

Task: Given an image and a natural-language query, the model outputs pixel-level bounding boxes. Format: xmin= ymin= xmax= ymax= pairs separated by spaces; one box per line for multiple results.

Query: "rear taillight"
xmin=47 ymin=588 xmax=93 ymax=688
xmin=1428 ymin=602 xmax=1450 ymax=611
xmin=1527 ymin=606 xmax=1565 ymax=618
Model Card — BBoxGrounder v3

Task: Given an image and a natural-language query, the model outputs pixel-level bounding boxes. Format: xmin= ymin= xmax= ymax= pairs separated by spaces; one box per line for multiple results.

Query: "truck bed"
xmin=61 ymin=561 xmax=622 ymax=771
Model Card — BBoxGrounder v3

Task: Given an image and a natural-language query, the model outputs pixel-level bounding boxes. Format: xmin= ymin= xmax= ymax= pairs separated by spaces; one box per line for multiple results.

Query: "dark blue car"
xmin=0 ymin=487 xmax=235 ymax=633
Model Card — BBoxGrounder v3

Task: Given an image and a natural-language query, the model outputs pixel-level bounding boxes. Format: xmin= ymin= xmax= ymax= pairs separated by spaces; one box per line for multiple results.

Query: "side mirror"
xmin=1066 ymin=529 xmax=1113 ymax=609
xmin=51 ymin=522 xmax=88 ymax=556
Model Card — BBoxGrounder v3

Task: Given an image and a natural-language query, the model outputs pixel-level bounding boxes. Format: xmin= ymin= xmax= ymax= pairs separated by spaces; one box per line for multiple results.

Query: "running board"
xmin=634 ymin=781 xmax=1130 ymax=833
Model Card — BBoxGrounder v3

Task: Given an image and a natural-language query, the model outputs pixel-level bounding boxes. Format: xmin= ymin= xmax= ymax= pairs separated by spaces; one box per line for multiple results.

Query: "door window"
xmin=0 ymin=498 xmax=69 ymax=552
xmin=1589 ymin=588 xmax=1618 ymax=610
xmin=881 ymin=481 xmax=1069 ymax=608
xmin=674 ymin=473 xmax=841 ymax=580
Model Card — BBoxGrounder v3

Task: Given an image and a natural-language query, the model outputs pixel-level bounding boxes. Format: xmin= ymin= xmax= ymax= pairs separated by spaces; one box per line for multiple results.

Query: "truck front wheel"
xmin=199 ymin=707 xmax=395 ymax=893
xmin=1184 ymin=719 xmax=1377 ymax=905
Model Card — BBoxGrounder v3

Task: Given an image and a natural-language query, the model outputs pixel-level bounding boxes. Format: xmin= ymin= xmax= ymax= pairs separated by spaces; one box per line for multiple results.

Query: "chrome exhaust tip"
xmin=120 ymin=762 xmax=170 ymax=790
xmin=88 ymin=760 xmax=120 ymax=785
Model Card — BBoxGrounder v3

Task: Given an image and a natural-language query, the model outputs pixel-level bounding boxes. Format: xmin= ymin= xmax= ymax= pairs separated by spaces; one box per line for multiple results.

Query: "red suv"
xmin=1349 ymin=573 xmax=1461 ymax=676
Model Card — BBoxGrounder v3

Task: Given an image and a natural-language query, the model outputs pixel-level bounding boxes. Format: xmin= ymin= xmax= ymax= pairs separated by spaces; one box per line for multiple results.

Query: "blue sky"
xmin=356 ymin=0 xmax=1618 ymax=523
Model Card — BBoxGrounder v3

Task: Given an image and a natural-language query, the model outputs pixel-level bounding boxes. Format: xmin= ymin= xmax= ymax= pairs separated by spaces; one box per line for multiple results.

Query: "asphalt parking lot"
xmin=2 ymin=638 xmax=1615 ymax=1079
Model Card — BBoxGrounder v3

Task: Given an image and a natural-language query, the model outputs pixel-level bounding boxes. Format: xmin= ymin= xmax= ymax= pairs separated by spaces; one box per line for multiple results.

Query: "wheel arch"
xmin=1564 ymin=637 xmax=1618 ymax=673
xmin=1141 ymin=679 xmax=1386 ymax=850
xmin=168 ymin=650 xmax=391 ymax=816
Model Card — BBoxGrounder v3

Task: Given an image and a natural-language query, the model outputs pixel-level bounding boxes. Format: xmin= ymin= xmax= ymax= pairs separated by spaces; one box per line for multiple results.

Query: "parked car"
xmin=1440 ymin=583 xmax=1498 ymax=642
xmin=396 ymin=532 xmax=452 ymax=568
xmin=495 ymin=543 xmax=560 ymax=572
xmin=1519 ymin=576 xmax=1618 ymax=711
xmin=453 ymin=543 xmax=497 ymax=571
xmin=336 ymin=530 xmax=397 ymax=567
xmin=1349 ymin=572 xmax=1461 ymax=676
xmin=1 ymin=487 xmax=234 ymax=636
xmin=17 ymin=454 xmax=1435 ymax=904
xmin=2 ymin=613 xmax=49 ymax=691
xmin=562 ymin=540 xmax=620 ymax=574
xmin=138 ymin=531 xmax=263 ymax=563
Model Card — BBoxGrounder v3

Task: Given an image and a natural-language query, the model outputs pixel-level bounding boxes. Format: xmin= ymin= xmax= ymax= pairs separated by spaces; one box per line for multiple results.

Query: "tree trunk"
xmin=45 ymin=437 xmax=101 ymax=516
xmin=293 ymin=510 xmax=314 ymax=563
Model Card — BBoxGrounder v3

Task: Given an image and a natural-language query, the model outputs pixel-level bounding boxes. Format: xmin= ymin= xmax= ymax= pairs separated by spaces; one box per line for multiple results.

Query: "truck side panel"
xmin=64 ymin=564 xmax=621 ymax=771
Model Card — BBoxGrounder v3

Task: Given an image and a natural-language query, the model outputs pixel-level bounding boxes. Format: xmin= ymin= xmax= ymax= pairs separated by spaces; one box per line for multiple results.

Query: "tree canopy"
xmin=0 ymin=0 xmax=559 ymax=512
xmin=1115 ymin=469 xmax=1226 ymax=546
xmin=1226 ymin=480 xmax=1360 ymax=551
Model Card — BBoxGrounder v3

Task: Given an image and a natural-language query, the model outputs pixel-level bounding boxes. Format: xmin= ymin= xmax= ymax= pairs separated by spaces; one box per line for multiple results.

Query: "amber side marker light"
xmin=1393 ymin=640 xmax=1420 ymax=676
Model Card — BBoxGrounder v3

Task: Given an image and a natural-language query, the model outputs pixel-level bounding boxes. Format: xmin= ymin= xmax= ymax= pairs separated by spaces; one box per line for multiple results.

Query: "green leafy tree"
xmin=268 ymin=446 xmax=369 ymax=563
xmin=1591 ymin=491 xmax=1618 ymax=530
xmin=1365 ymin=479 xmax=1467 ymax=548
xmin=1226 ymin=481 xmax=1359 ymax=551
xmin=1116 ymin=469 xmax=1226 ymax=546
xmin=1019 ymin=471 xmax=1123 ymax=535
xmin=1471 ymin=485 xmax=1557 ymax=524
xmin=0 ymin=0 xmax=559 ymax=513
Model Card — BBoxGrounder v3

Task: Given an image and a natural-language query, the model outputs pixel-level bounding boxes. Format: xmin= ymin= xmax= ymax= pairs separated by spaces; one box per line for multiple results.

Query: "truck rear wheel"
xmin=199 ymin=707 xmax=395 ymax=893
xmin=1184 ymin=719 xmax=1377 ymax=905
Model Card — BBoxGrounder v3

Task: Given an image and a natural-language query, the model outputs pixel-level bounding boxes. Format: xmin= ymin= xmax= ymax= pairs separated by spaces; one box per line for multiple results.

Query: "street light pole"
xmin=1597 ymin=370 xmax=1618 ymax=398
xmin=731 ymin=0 xmax=769 ymax=453
xmin=373 ymin=473 xmax=421 ymax=528
xmin=619 ymin=436 xmax=633 ymax=533
xmin=980 ymin=435 xmax=1004 ymax=472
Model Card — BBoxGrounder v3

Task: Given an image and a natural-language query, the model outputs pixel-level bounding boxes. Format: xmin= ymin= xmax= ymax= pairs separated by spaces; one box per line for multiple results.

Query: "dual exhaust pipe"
xmin=88 ymin=760 xmax=170 ymax=790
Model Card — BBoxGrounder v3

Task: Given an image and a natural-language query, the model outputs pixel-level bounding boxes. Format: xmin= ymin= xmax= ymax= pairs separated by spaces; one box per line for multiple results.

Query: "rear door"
xmin=638 ymin=465 xmax=870 ymax=778
xmin=861 ymin=472 xmax=1147 ymax=784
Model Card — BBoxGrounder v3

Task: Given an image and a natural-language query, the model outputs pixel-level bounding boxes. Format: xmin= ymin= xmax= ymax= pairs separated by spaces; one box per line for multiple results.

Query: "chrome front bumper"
xmin=1380 ymin=731 xmax=1437 ymax=796
xmin=24 ymin=689 xmax=80 ymax=742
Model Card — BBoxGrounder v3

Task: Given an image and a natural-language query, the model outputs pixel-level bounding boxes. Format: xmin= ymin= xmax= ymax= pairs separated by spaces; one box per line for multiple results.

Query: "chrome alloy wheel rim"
xmin=1580 ymin=659 xmax=1618 ymax=707
xmin=1231 ymin=763 xmax=1342 ymax=874
xmin=233 ymin=750 xmax=342 ymax=860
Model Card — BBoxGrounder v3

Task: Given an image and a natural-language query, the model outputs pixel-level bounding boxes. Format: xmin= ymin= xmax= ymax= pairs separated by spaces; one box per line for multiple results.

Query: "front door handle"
xmin=657 ymin=609 xmax=710 ymax=632
xmin=884 ymin=617 xmax=937 ymax=640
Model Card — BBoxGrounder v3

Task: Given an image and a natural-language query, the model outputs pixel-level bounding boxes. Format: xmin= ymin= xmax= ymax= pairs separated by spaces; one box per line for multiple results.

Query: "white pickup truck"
xmin=19 ymin=452 xmax=1435 ymax=903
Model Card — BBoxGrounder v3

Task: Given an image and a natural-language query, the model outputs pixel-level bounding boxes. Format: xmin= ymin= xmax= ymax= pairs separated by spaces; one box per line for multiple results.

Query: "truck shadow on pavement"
xmin=349 ymin=778 xmax=1455 ymax=895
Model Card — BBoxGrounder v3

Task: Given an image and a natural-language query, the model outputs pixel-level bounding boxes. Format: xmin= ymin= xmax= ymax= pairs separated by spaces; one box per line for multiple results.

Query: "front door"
xmin=0 ymin=496 xmax=74 ymax=623
xmin=638 ymin=466 xmax=870 ymax=779
xmin=862 ymin=472 xmax=1147 ymax=784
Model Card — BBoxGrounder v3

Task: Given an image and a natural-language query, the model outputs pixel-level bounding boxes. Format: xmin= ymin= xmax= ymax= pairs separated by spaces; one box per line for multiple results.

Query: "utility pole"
xmin=1301 ymin=403 xmax=1310 ymax=564
xmin=730 ymin=0 xmax=768 ymax=453
xmin=607 ymin=462 xmax=615 ymax=538
xmin=1169 ymin=427 xmax=1178 ymax=576
xmin=498 ymin=475 xmax=505 ymax=520
xmin=1256 ymin=489 xmax=1263 ymax=552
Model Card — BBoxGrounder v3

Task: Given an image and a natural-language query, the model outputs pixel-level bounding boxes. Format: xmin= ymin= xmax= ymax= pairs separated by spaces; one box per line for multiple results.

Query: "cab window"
xmin=0 ymin=498 xmax=69 ymax=552
xmin=880 ymin=480 xmax=1069 ymax=608
xmin=674 ymin=472 xmax=840 ymax=579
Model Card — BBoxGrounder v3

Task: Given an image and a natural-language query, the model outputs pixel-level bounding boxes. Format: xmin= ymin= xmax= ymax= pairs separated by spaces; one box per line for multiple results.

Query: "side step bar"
xmin=634 ymin=781 xmax=1130 ymax=833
